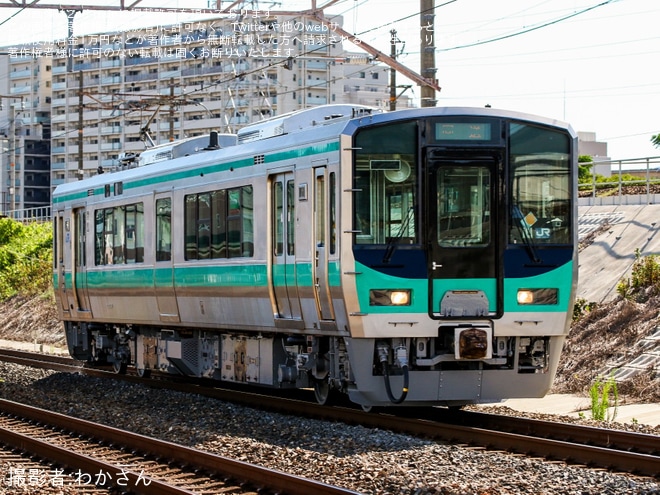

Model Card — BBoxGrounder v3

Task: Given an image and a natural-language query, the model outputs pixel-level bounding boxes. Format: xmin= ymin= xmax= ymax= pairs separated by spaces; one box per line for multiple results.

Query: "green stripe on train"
xmin=55 ymin=260 xmax=341 ymax=290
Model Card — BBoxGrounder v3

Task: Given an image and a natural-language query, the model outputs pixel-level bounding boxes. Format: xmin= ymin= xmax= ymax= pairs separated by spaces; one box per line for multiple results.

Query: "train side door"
xmin=154 ymin=194 xmax=180 ymax=323
xmin=54 ymin=211 xmax=70 ymax=316
xmin=427 ymin=153 xmax=502 ymax=318
xmin=270 ymin=172 xmax=304 ymax=328
xmin=69 ymin=207 xmax=92 ymax=317
xmin=313 ymin=166 xmax=336 ymax=325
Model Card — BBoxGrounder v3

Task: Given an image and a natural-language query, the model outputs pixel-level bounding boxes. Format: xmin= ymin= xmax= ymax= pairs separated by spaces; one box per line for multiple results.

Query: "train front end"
xmin=340 ymin=108 xmax=577 ymax=407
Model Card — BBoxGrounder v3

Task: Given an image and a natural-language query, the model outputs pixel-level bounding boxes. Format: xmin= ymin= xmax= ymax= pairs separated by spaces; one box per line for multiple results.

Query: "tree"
xmin=578 ymin=155 xmax=593 ymax=183
xmin=652 ymin=134 xmax=660 ymax=148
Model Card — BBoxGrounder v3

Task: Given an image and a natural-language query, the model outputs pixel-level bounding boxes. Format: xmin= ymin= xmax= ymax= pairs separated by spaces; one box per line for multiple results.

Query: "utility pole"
xmin=1 ymin=95 xmax=23 ymax=217
xmin=78 ymin=72 xmax=84 ymax=180
xmin=9 ymin=104 xmax=15 ymax=216
xmin=420 ymin=0 xmax=437 ymax=107
xmin=64 ymin=10 xmax=80 ymax=73
xmin=169 ymin=78 xmax=175 ymax=142
xmin=389 ymin=30 xmax=397 ymax=111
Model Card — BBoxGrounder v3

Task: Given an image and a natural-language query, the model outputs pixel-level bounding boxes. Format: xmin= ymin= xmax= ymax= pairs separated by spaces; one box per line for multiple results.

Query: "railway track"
xmin=0 ymin=398 xmax=359 ymax=495
xmin=1 ymin=348 xmax=658 ymax=479
xmin=0 ymin=442 xmax=112 ymax=494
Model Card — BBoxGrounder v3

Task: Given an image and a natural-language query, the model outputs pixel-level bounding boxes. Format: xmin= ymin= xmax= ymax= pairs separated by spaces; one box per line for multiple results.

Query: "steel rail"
xmin=1 ymin=348 xmax=658 ymax=477
xmin=0 ymin=399 xmax=360 ymax=495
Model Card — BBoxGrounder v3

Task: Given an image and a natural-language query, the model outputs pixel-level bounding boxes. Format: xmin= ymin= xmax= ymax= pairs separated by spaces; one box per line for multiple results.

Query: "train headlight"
xmin=370 ymin=289 xmax=411 ymax=306
xmin=517 ymin=288 xmax=558 ymax=305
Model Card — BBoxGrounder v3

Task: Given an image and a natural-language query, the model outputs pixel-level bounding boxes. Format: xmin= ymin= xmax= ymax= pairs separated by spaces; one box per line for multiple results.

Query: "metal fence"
xmin=1 ymin=206 xmax=52 ymax=223
xmin=579 ymin=156 xmax=660 ymax=207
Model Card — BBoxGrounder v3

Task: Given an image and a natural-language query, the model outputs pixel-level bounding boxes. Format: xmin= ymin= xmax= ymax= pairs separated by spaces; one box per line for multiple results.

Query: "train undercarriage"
xmin=64 ymin=321 xmax=552 ymax=407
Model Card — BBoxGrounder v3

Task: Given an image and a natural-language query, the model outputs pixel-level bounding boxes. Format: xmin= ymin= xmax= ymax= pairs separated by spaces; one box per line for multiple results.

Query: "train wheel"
xmin=136 ymin=368 xmax=151 ymax=378
xmin=313 ymin=378 xmax=333 ymax=405
xmin=112 ymin=361 xmax=127 ymax=374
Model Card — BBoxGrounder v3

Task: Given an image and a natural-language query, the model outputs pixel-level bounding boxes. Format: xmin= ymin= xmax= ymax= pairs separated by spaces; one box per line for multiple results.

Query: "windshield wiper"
xmin=512 ymin=205 xmax=542 ymax=264
xmin=382 ymin=206 xmax=415 ymax=264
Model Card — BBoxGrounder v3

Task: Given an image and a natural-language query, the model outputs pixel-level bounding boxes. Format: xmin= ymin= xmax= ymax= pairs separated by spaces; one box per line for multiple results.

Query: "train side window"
xmin=286 ymin=179 xmax=295 ymax=256
xmin=185 ymin=195 xmax=198 ymax=260
xmin=227 ymin=186 xmax=254 ymax=258
xmin=126 ymin=205 xmax=136 ymax=263
xmin=241 ymin=186 xmax=254 ymax=257
xmin=273 ymin=180 xmax=293 ymax=257
xmin=94 ymin=202 xmax=144 ymax=265
xmin=135 ymin=203 xmax=144 ymax=263
xmin=114 ymin=206 xmax=126 ymax=264
xmin=198 ymin=193 xmax=211 ymax=260
xmin=329 ymin=172 xmax=336 ymax=255
xmin=156 ymin=198 xmax=172 ymax=262
xmin=103 ymin=208 xmax=114 ymax=264
xmin=211 ymin=190 xmax=227 ymax=259
xmin=273 ymin=181 xmax=284 ymax=256
xmin=95 ymin=210 xmax=104 ymax=265
xmin=185 ymin=186 xmax=253 ymax=260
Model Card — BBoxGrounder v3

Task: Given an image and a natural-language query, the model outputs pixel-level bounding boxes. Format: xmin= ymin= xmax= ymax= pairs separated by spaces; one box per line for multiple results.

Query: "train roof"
xmin=340 ymin=105 xmax=576 ymax=136
xmin=236 ymin=104 xmax=379 ymax=144
xmin=52 ymin=104 xmax=575 ymax=203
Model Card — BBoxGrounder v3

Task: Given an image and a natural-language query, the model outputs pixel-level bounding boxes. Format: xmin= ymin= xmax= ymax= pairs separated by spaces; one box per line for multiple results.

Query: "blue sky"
xmin=1 ymin=0 xmax=658 ymax=161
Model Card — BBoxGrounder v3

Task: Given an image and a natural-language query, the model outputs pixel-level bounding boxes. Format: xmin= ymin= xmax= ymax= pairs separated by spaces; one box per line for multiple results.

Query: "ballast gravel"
xmin=0 ymin=362 xmax=658 ymax=495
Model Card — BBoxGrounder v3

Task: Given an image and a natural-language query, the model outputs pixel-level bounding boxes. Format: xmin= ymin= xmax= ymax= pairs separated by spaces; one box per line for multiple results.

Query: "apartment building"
xmin=0 ymin=12 xmax=411 ymax=209
xmin=0 ymin=53 xmax=51 ymax=216
xmin=48 ymin=13 xmax=407 ymax=187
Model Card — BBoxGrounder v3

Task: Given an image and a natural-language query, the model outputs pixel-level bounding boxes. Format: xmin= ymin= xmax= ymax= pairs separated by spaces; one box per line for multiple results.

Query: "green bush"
xmin=0 ymin=218 xmax=53 ymax=300
xmin=617 ymin=249 xmax=660 ymax=300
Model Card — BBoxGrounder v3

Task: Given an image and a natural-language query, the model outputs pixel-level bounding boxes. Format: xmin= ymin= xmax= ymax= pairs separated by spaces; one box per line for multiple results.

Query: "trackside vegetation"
xmin=617 ymin=249 xmax=660 ymax=301
xmin=0 ymin=217 xmax=53 ymax=301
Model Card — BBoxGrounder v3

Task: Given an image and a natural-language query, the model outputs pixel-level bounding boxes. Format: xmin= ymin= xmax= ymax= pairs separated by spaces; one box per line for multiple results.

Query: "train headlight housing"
xmin=517 ymin=288 xmax=558 ymax=305
xmin=370 ymin=289 xmax=411 ymax=306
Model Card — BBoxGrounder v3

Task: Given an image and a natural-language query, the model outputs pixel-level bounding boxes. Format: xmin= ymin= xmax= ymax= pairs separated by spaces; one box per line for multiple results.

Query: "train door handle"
xmin=432 ymin=261 xmax=442 ymax=270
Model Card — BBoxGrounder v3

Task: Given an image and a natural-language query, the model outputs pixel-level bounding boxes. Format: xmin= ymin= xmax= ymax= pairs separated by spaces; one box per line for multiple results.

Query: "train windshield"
xmin=509 ymin=123 xmax=572 ymax=245
xmin=353 ymin=120 xmax=418 ymax=245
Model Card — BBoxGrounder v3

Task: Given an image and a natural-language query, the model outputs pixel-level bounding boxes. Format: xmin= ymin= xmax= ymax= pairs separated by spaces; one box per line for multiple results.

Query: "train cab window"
xmin=509 ymin=124 xmax=572 ymax=245
xmin=353 ymin=120 xmax=418 ymax=245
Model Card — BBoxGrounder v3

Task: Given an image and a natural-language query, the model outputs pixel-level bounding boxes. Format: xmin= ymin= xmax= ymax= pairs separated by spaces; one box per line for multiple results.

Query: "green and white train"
xmin=53 ymin=104 xmax=577 ymax=408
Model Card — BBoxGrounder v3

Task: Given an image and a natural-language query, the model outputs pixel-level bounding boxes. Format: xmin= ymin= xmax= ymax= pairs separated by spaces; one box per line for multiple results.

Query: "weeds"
xmin=617 ymin=249 xmax=660 ymax=300
xmin=573 ymin=297 xmax=597 ymax=321
xmin=589 ymin=372 xmax=619 ymax=422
